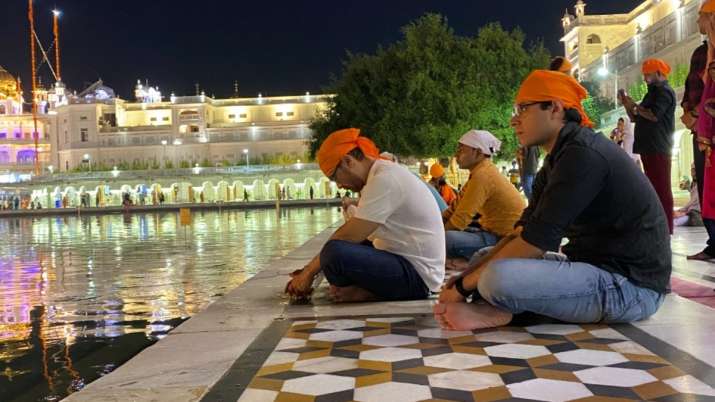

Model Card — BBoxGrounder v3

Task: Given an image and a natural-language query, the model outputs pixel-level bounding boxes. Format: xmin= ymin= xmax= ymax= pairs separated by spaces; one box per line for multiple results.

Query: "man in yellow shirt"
xmin=444 ymin=130 xmax=526 ymax=265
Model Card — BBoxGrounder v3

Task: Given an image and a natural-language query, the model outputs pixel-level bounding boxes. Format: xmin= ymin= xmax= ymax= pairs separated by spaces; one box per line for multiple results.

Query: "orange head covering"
xmin=550 ymin=56 xmax=573 ymax=74
xmin=515 ymin=70 xmax=593 ymax=128
xmin=430 ymin=163 xmax=445 ymax=178
xmin=316 ymin=128 xmax=380 ymax=177
xmin=701 ymin=0 xmax=715 ymax=13
xmin=641 ymin=58 xmax=671 ymax=77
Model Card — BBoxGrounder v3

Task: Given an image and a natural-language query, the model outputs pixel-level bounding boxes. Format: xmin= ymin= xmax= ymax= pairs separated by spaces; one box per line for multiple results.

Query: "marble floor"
xmin=211 ymin=316 xmax=715 ymax=402
xmin=64 ymin=226 xmax=715 ymax=402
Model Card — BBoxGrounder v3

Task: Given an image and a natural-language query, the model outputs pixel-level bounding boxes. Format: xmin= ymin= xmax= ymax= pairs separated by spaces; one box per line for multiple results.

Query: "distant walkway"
xmin=0 ymin=198 xmax=342 ymax=218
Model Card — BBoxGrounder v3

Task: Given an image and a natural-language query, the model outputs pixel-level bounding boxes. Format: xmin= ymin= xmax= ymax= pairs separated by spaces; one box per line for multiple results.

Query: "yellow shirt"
xmin=443 ymin=159 xmax=525 ymax=236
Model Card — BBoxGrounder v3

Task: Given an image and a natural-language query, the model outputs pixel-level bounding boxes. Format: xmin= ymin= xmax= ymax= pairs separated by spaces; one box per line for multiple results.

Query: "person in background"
xmin=517 ymin=145 xmax=540 ymax=201
xmin=610 ymin=118 xmax=626 ymax=147
xmin=620 ymin=58 xmax=677 ymax=234
xmin=675 ymin=166 xmax=703 ymax=227
xmin=429 ymin=163 xmax=457 ymax=206
xmin=443 ymin=130 xmax=525 ymax=266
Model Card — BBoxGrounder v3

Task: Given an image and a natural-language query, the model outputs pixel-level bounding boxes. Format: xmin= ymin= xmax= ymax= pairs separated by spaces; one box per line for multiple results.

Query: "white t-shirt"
xmin=354 ymin=160 xmax=446 ymax=291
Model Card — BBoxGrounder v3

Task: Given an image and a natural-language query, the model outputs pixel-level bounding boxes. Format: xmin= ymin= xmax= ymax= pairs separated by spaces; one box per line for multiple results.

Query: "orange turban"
xmin=430 ymin=163 xmax=445 ymax=178
xmin=316 ymin=128 xmax=380 ymax=177
xmin=642 ymin=58 xmax=671 ymax=77
xmin=701 ymin=0 xmax=715 ymax=13
xmin=551 ymin=57 xmax=573 ymax=74
xmin=515 ymin=70 xmax=593 ymax=128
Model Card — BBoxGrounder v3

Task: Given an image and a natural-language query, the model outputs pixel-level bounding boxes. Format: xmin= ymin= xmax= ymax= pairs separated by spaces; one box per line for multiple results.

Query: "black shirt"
xmin=518 ymin=122 xmax=672 ymax=293
xmin=634 ymin=81 xmax=676 ymax=155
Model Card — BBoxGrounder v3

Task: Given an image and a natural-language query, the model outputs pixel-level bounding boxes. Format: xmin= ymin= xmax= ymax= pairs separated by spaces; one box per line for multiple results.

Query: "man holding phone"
xmin=619 ymin=59 xmax=677 ymax=234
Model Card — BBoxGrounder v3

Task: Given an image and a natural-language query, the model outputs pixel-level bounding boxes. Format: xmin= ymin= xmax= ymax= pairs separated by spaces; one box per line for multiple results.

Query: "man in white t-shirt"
xmin=285 ymin=128 xmax=445 ymax=302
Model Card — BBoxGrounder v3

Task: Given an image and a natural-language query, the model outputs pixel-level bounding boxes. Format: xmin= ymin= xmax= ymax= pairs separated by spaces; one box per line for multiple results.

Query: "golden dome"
xmin=0 ymin=65 xmax=19 ymax=99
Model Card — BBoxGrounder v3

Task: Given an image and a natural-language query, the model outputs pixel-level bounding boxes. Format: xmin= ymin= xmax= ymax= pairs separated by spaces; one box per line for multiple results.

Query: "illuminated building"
xmin=561 ymin=0 xmax=701 ymax=182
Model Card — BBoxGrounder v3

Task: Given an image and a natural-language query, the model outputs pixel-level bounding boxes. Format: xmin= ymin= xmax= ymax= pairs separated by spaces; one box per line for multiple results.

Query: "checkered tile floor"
xmin=237 ymin=317 xmax=715 ymax=402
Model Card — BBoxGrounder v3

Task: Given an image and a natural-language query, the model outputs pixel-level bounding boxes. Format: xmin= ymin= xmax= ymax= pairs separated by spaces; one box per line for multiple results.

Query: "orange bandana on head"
xmin=642 ymin=58 xmax=671 ymax=77
xmin=316 ymin=128 xmax=380 ymax=177
xmin=515 ymin=70 xmax=593 ymax=128
xmin=701 ymin=0 xmax=715 ymax=13
xmin=430 ymin=163 xmax=445 ymax=178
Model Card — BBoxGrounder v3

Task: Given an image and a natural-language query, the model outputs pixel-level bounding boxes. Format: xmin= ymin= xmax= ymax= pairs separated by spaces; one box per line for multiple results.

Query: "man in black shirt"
xmin=434 ymin=70 xmax=671 ymax=330
xmin=620 ymin=58 xmax=677 ymax=234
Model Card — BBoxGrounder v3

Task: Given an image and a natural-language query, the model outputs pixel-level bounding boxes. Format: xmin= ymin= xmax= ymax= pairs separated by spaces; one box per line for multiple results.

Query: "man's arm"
xmin=461 ymin=235 xmax=544 ymax=290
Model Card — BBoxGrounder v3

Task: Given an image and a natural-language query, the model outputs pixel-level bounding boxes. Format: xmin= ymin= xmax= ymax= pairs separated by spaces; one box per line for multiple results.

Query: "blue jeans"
xmin=522 ymin=174 xmax=535 ymax=200
xmin=446 ymin=229 xmax=500 ymax=260
xmin=477 ymin=253 xmax=665 ymax=323
xmin=320 ymin=240 xmax=429 ymax=301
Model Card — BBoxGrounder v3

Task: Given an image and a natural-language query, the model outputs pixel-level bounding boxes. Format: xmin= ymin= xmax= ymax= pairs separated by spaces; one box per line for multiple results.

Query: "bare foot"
xmin=329 ymin=285 xmax=378 ymax=303
xmin=441 ymin=302 xmax=513 ymax=331
xmin=432 ymin=303 xmax=451 ymax=329
xmin=687 ymin=251 xmax=715 ymax=261
xmin=446 ymin=258 xmax=470 ymax=271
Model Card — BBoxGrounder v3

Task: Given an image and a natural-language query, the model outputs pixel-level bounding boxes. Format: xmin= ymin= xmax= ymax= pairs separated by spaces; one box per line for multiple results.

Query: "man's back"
xmin=521 ymin=122 xmax=671 ymax=293
xmin=354 ymin=160 xmax=446 ymax=291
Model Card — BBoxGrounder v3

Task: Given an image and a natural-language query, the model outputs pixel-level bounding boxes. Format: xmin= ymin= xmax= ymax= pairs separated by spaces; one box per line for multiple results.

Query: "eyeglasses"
xmin=512 ymin=102 xmax=544 ymax=117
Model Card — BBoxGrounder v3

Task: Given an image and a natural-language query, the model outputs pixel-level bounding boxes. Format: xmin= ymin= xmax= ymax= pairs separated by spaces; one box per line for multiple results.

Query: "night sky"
xmin=1 ymin=0 xmax=641 ymax=99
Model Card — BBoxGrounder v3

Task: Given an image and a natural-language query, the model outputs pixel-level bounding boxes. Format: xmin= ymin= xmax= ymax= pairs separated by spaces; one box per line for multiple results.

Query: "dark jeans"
xmin=320 ymin=240 xmax=429 ymax=301
xmin=522 ymin=174 xmax=536 ymax=201
xmin=641 ymin=153 xmax=674 ymax=234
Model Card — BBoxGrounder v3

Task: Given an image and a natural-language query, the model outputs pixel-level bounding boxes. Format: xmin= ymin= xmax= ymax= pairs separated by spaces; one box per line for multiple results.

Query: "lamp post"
xmin=243 ymin=148 xmax=249 ymax=169
xmin=83 ymin=153 xmax=91 ymax=172
xmin=161 ymin=140 xmax=167 ymax=167
xmin=597 ymin=66 xmax=619 ymax=109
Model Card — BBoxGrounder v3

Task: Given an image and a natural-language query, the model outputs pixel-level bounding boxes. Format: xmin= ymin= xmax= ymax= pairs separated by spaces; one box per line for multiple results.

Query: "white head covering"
xmin=379 ymin=151 xmax=398 ymax=163
xmin=458 ymin=130 xmax=502 ymax=156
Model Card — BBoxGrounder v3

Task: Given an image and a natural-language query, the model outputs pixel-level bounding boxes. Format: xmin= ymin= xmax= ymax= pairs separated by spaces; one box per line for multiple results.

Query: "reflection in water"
xmin=0 ymin=207 xmax=341 ymax=401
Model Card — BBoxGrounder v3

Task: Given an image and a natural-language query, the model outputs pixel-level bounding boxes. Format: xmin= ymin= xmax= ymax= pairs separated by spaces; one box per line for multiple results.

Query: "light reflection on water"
xmin=0 ymin=207 xmax=341 ymax=401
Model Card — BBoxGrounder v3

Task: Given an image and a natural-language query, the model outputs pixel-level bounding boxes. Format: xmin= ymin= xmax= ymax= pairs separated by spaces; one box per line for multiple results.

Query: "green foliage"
xmin=179 ymin=160 xmax=190 ymax=169
xmin=151 ymin=159 xmax=161 ymax=170
xmin=200 ymin=158 xmax=212 ymax=168
xmin=580 ymin=81 xmax=613 ymax=129
xmin=220 ymin=159 xmax=231 ymax=167
xmin=670 ymin=64 xmax=688 ymax=89
xmin=163 ymin=160 xmax=174 ymax=169
xmin=309 ymin=14 xmax=550 ymax=160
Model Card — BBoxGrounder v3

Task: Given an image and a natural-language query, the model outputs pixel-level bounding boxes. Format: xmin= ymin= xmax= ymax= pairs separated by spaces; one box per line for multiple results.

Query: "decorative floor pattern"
xmin=230 ymin=316 xmax=715 ymax=402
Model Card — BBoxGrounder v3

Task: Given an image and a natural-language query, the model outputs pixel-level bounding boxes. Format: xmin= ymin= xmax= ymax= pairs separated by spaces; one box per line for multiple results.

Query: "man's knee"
xmin=477 ymin=259 xmax=522 ymax=303
xmin=320 ymin=240 xmax=350 ymax=272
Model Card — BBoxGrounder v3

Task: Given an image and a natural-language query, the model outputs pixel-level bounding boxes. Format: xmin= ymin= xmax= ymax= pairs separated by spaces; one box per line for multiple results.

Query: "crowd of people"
xmin=279 ymin=0 xmax=715 ymax=328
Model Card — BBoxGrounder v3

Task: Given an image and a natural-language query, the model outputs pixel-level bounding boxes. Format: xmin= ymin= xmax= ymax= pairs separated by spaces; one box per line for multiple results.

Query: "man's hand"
xmin=439 ymin=283 xmax=466 ymax=304
xmin=285 ymin=268 xmax=315 ymax=298
xmin=341 ymin=196 xmax=358 ymax=209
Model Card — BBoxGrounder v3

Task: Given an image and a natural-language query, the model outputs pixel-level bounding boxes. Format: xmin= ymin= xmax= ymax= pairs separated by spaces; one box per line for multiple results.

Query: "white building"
xmin=0 ymin=65 xmax=332 ymax=176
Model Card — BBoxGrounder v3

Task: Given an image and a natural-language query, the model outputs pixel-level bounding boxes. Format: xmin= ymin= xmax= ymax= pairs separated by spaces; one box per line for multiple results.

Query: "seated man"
xmin=429 ymin=163 xmax=457 ymax=206
xmin=435 ymin=70 xmax=671 ymax=330
xmin=443 ymin=130 xmax=525 ymax=264
xmin=286 ymin=128 xmax=445 ymax=302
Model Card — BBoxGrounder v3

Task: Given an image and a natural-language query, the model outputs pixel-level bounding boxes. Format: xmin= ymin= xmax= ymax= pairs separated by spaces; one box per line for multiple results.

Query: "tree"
xmin=310 ymin=14 xmax=549 ymax=160
xmin=580 ymin=81 xmax=613 ymax=129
